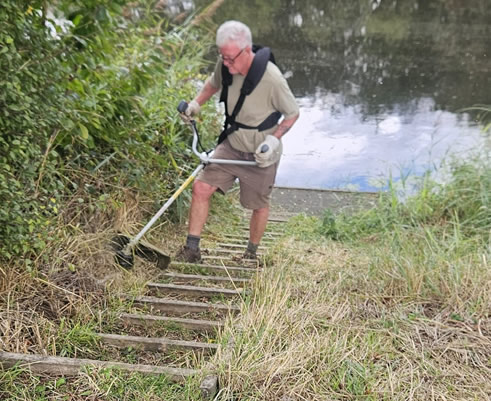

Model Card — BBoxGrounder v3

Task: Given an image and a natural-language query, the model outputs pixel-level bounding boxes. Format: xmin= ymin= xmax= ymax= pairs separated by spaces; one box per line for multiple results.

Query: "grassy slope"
xmin=0 ymin=160 xmax=489 ymax=400
xmin=211 ymin=159 xmax=490 ymax=400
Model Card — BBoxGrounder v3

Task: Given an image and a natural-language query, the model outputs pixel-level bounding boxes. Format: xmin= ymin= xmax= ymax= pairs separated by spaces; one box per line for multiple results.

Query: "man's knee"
xmin=252 ymin=206 xmax=269 ymax=216
xmin=192 ymin=180 xmax=217 ymax=201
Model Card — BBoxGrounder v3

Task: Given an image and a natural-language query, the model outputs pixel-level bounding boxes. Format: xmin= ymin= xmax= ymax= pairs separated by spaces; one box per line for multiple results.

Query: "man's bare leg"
xmin=188 ymin=180 xmax=217 ymax=236
xmin=176 ymin=180 xmax=217 ymax=262
xmin=249 ymin=206 xmax=269 ymax=245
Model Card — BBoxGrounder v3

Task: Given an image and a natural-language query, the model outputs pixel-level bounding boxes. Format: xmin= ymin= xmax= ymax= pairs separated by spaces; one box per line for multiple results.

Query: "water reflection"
xmin=179 ymin=0 xmax=491 ymax=190
xmin=281 ymin=95 xmax=483 ymax=190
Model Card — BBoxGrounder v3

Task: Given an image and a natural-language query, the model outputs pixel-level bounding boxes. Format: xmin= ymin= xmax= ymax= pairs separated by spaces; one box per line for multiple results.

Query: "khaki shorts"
xmin=197 ymin=139 xmax=279 ymax=210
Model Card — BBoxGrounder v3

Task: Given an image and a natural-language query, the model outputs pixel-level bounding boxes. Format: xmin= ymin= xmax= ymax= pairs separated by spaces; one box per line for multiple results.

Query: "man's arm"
xmin=272 ymin=113 xmax=300 ymax=140
xmin=194 ymin=79 xmax=220 ymax=106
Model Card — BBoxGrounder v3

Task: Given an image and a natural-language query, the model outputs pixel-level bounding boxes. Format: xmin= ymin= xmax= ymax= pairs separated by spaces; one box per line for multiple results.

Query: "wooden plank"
xmin=0 ymin=351 xmax=196 ymax=381
xmin=267 ymin=217 xmax=290 ymax=223
xmin=119 ymin=313 xmax=223 ymax=332
xmin=202 ymin=248 xmax=264 ymax=256
xmin=131 ymin=295 xmax=240 ymax=315
xmin=201 ymin=255 xmax=257 ymax=264
xmin=201 ymin=255 xmax=233 ymax=261
xmin=220 ymin=233 xmax=276 ymax=241
xmin=147 ymin=282 xmax=242 ymax=298
xmin=243 ymin=217 xmax=289 ymax=223
xmin=97 ymin=333 xmax=218 ymax=354
xmin=217 ymin=243 xmax=267 ymax=250
xmin=240 ymin=227 xmax=284 ymax=235
xmin=162 ymin=272 xmax=250 ymax=285
xmin=170 ymin=261 xmax=259 ymax=275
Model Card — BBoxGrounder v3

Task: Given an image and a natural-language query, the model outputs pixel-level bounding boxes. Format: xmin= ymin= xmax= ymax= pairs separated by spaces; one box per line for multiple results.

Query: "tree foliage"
xmin=0 ymin=0 xmax=213 ymax=261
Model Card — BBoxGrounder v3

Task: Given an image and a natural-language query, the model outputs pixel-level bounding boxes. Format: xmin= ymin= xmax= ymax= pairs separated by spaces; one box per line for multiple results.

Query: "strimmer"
xmin=111 ymin=101 xmax=268 ymax=269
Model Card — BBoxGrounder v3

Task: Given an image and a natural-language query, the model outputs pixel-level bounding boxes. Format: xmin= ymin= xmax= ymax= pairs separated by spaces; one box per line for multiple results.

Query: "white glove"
xmin=254 ymin=135 xmax=281 ymax=168
xmin=180 ymin=100 xmax=200 ymax=123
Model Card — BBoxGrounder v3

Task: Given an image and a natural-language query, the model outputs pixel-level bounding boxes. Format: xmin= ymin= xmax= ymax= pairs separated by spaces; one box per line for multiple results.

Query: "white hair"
xmin=216 ymin=20 xmax=252 ymax=49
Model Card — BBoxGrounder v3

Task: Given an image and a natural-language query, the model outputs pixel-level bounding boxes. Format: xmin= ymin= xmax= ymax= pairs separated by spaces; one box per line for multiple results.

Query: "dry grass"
xmin=0 ymin=187 xmax=185 ymax=356
xmin=212 ymin=236 xmax=491 ymax=401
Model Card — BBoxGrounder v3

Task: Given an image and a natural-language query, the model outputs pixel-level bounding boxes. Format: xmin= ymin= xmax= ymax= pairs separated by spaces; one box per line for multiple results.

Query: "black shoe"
xmin=175 ymin=246 xmax=201 ymax=263
xmin=242 ymin=250 xmax=257 ymax=260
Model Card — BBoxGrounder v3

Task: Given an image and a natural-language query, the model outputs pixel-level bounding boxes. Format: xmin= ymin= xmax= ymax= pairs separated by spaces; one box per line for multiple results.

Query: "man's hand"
xmin=255 ymin=135 xmax=281 ymax=168
xmin=180 ymin=100 xmax=200 ymax=123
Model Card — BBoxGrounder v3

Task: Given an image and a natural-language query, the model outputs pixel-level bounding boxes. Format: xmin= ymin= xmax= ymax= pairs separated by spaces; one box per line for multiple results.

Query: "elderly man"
xmin=177 ymin=20 xmax=299 ymax=263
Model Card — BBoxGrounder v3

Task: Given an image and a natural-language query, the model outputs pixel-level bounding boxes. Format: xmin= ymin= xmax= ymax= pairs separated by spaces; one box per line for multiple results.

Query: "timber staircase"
xmin=0 ymin=212 xmax=290 ymax=399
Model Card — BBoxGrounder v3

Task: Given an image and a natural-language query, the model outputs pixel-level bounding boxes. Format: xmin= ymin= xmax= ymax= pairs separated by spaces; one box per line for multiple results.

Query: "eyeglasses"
xmin=219 ymin=48 xmax=245 ymax=65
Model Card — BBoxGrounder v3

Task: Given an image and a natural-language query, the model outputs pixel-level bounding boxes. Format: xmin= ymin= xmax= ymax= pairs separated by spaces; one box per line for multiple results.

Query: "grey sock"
xmin=186 ymin=234 xmax=201 ymax=250
xmin=247 ymin=241 xmax=258 ymax=254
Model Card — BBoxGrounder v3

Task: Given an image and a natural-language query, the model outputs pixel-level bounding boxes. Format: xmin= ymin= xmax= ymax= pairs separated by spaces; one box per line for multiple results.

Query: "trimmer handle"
xmin=177 ymin=100 xmax=268 ymax=153
xmin=177 ymin=100 xmax=188 ymax=114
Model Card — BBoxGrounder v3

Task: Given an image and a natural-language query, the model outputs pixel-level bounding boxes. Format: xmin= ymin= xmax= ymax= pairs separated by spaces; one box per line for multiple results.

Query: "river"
xmin=167 ymin=0 xmax=491 ymax=192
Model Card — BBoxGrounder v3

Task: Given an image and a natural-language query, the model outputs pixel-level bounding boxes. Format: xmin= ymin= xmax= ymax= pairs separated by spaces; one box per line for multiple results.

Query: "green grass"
xmin=208 ymin=156 xmax=491 ymax=400
xmin=0 ymin=366 xmax=201 ymax=401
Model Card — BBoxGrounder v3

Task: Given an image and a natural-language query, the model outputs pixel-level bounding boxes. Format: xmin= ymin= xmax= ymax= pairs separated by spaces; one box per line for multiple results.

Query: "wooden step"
xmin=0 ymin=351 xmax=196 ymax=381
xmin=97 ymin=333 xmax=218 ymax=354
xmin=217 ymin=243 xmax=267 ymax=250
xmin=201 ymin=255 xmax=257 ymax=264
xmin=147 ymin=282 xmax=243 ymax=298
xmin=267 ymin=217 xmax=290 ymax=223
xmin=240 ymin=227 xmax=284 ymax=235
xmin=242 ymin=215 xmax=291 ymax=223
xmin=170 ymin=262 xmax=260 ymax=276
xmin=220 ymin=233 xmax=277 ymax=241
xmin=119 ymin=313 xmax=223 ymax=332
xmin=202 ymin=248 xmax=264 ymax=256
xmin=209 ymin=237 xmax=274 ymax=246
xmin=162 ymin=272 xmax=250 ymax=285
xmin=130 ymin=295 xmax=240 ymax=315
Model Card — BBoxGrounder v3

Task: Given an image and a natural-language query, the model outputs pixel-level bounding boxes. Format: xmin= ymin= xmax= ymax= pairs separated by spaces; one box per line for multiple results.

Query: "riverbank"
xmin=1 ymin=156 xmax=489 ymax=400
xmin=1 ymin=2 xmax=489 ymax=399
xmin=211 ymin=157 xmax=490 ymax=400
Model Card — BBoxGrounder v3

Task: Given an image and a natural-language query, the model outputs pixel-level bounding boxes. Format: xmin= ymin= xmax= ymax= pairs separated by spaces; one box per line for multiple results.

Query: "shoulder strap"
xmin=241 ymin=47 xmax=271 ymax=96
xmin=218 ymin=47 xmax=273 ymax=144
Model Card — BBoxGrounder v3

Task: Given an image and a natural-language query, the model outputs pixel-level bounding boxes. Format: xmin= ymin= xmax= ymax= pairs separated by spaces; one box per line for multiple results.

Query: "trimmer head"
xmin=115 ymin=249 xmax=134 ymax=269
xmin=111 ymin=234 xmax=171 ymax=270
xmin=111 ymin=235 xmax=134 ymax=269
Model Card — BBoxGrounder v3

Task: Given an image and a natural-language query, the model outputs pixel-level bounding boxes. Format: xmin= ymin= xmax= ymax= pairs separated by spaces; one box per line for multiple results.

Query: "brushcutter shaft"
xmin=126 ymin=163 xmax=205 ymax=249
xmin=177 ymin=101 xmax=268 ymax=165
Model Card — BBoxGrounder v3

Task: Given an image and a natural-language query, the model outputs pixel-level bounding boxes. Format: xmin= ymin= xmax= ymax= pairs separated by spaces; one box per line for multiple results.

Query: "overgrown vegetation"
xmin=0 ymin=0 xmax=218 ymax=262
xmin=212 ymin=156 xmax=490 ymax=400
xmin=1 ymin=1 xmax=489 ymax=400
xmin=1 ymin=0 xmax=219 ymax=398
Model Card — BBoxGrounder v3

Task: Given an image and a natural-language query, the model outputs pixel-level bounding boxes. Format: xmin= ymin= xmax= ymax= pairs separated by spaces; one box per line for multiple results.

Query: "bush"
xmin=0 ymin=0 xmax=214 ymax=261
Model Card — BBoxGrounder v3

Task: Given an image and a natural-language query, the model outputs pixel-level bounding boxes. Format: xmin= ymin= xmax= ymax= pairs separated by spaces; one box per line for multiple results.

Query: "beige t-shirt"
xmin=209 ymin=58 xmax=299 ymax=153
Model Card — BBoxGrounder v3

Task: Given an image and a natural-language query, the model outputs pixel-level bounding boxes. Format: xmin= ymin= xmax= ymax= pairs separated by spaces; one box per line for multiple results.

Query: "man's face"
xmin=219 ymin=42 xmax=247 ymax=75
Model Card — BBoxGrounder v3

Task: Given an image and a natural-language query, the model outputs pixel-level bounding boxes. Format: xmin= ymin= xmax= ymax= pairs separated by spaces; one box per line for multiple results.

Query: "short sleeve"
xmin=270 ymin=68 xmax=299 ymax=120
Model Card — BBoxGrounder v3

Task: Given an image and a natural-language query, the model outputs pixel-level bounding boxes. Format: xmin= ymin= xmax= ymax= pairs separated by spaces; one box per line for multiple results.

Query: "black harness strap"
xmin=218 ymin=46 xmax=282 ymax=145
